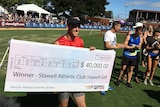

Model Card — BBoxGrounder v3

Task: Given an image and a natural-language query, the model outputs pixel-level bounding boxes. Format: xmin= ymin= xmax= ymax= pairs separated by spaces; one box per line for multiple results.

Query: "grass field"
xmin=0 ymin=29 xmax=160 ymax=107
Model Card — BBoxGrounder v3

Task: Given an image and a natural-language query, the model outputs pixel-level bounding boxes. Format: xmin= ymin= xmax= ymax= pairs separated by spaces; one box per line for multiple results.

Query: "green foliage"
xmin=0 ymin=0 xmax=18 ymax=7
xmin=105 ymin=11 xmax=113 ymax=18
xmin=0 ymin=0 xmax=111 ymax=18
xmin=47 ymin=0 xmax=109 ymax=17
xmin=0 ymin=0 xmax=42 ymax=7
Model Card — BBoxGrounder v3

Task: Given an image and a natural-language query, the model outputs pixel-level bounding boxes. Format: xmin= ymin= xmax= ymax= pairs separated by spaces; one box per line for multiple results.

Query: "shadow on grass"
xmin=143 ymin=104 xmax=153 ymax=107
xmin=143 ymin=90 xmax=160 ymax=104
xmin=17 ymin=92 xmax=77 ymax=107
xmin=111 ymin=65 xmax=146 ymax=85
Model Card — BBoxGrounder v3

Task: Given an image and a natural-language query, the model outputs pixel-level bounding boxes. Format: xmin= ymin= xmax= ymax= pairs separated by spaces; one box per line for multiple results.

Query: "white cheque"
xmin=4 ymin=39 xmax=116 ymax=92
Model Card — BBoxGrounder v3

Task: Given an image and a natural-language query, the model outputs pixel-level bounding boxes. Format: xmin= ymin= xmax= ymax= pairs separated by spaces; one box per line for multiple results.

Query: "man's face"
xmin=158 ymin=33 xmax=160 ymax=43
xmin=68 ymin=24 xmax=80 ymax=37
xmin=115 ymin=24 xmax=121 ymax=32
xmin=157 ymin=31 xmax=160 ymax=36
xmin=156 ymin=31 xmax=160 ymax=42
xmin=136 ymin=27 xmax=143 ymax=35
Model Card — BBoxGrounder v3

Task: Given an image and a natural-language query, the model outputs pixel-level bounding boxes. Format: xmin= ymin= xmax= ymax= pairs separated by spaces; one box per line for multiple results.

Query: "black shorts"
xmin=121 ymin=56 xmax=137 ymax=66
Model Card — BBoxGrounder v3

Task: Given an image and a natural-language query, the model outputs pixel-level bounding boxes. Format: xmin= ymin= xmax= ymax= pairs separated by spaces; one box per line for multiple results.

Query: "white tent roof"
xmin=16 ymin=4 xmax=50 ymax=15
xmin=0 ymin=6 xmax=8 ymax=14
xmin=0 ymin=6 xmax=5 ymax=12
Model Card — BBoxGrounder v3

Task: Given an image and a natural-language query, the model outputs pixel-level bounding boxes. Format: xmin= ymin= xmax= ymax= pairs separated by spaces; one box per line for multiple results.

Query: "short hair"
xmin=112 ymin=21 xmax=120 ymax=28
xmin=153 ymin=28 xmax=160 ymax=36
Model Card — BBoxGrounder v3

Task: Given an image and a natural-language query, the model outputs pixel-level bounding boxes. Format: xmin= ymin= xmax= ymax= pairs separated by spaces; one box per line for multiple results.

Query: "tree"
xmin=0 ymin=0 xmax=18 ymax=7
xmin=44 ymin=0 xmax=109 ymax=17
xmin=84 ymin=0 xmax=107 ymax=16
xmin=105 ymin=11 xmax=113 ymax=18
xmin=0 ymin=0 xmax=43 ymax=8
xmin=0 ymin=0 xmax=110 ymax=18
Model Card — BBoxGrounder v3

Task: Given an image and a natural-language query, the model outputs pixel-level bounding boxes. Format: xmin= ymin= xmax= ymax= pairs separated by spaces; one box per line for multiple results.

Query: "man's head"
xmin=112 ymin=21 xmax=121 ymax=32
xmin=134 ymin=22 xmax=143 ymax=36
xmin=67 ymin=16 xmax=81 ymax=37
xmin=153 ymin=28 xmax=160 ymax=42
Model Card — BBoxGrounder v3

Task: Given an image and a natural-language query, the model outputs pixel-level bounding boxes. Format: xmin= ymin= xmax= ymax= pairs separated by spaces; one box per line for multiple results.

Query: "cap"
xmin=133 ymin=22 xmax=143 ymax=28
xmin=67 ymin=16 xmax=81 ymax=26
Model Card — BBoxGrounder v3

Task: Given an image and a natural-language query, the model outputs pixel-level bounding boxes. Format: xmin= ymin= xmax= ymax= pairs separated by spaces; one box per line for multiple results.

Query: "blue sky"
xmin=106 ymin=0 xmax=160 ymax=20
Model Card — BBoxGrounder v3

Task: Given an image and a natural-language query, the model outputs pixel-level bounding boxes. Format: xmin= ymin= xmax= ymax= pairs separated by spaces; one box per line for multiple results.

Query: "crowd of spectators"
xmin=0 ymin=7 xmax=127 ymax=29
xmin=0 ymin=11 xmax=114 ymax=30
xmin=0 ymin=11 xmax=65 ymax=24
xmin=0 ymin=7 xmax=136 ymax=31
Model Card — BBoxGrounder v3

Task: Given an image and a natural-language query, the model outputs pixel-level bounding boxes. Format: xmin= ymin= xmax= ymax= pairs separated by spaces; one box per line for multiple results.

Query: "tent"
xmin=0 ymin=6 xmax=8 ymax=14
xmin=16 ymin=4 xmax=50 ymax=16
xmin=0 ymin=6 xmax=4 ymax=12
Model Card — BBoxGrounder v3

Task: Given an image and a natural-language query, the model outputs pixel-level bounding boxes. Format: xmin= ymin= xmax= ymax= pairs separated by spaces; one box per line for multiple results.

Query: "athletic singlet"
xmin=123 ymin=34 xmax=140 ymax=58
xmin=56 ymin=36 xmax=84 ymax=47
xmin=146 ymin=36 xmax=159 ymax=48
xmin=146 ymin=36 xmax=159 ymax=57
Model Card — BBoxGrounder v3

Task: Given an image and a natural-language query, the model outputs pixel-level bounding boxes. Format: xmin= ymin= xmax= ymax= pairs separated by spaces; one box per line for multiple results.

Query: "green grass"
xmin=0 ymin=29 xmax=160 ymax=107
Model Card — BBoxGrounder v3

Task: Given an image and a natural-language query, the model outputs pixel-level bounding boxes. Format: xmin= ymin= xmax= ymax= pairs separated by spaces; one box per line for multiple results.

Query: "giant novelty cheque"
xmin=4 ymin=39 xmax=116 ymax=92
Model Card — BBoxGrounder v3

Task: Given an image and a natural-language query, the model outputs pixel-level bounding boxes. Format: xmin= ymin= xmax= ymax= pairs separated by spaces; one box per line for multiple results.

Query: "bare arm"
xmin=105 ymin=42 xmax=123 ymax=49
xmin=123 ymin=35 xmax=136 ymax=49
xmin=146 ymin=43 xmax=160 ymax=50
xmin=54 ymin=41 xmax=59 ymax=45
xmin=142 ymin=31 xmax=147 ymax=45
xmin=138 ymin=36 xmax=143 ymax=49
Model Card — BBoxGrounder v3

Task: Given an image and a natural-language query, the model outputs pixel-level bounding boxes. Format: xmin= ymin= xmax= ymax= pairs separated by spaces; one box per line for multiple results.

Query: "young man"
xmin=101 ymin=21 xmax=124 ymax=95
xmin=115 ymin=22 xmax=143 ymax=88
xmin=103 ymin=21 xmax=124 ymax=50
xmin=54 ymin=16 xmax=86 ymax=107
xmin=125 ymin=22 xmax=144 ymax=83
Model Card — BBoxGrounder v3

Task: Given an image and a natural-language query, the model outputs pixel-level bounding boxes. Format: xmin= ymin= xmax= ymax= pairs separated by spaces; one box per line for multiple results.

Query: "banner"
xmin=4 ymin=39 xmax=116 ymax=92
xmin=0 ymin=21 xmax=25 ymax=27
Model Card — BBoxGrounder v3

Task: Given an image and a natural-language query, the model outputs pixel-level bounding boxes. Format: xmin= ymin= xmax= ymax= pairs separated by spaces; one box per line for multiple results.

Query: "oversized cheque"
xmin=4 ymin=39 xmax=116 ymax=92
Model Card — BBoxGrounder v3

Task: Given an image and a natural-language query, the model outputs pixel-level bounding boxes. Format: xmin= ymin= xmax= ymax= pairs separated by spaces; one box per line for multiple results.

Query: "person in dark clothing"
xmin=141 ymin=25 xmax=153 ymax=67
xmin=144 ymin=28 xmax=160 ymax=86
xmin=115 ymin=22 xmax=143 ymax=88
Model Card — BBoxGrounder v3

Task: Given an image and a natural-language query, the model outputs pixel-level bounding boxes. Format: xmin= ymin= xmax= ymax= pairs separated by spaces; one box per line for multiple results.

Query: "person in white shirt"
xmin=101 ymin=21 xmax=124 ymax=95
xmin=104 ymin=21 xmax=124 ymax=50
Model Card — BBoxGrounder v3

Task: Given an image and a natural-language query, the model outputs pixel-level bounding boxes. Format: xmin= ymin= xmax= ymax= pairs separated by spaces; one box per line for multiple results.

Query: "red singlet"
xmin=56 ymin=36 xmax=84 ymax=47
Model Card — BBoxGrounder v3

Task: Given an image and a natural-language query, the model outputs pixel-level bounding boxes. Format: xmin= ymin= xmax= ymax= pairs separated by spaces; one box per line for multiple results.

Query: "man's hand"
xmin=154 ymin=44 xmax=160 ymax=49
xmin=135 ymin=45 xmax=141 ymax=49
xmin=89 ymin=46 xmax=96 ymax=51
xmin=117 ymin=43 xmax=124 ymax=49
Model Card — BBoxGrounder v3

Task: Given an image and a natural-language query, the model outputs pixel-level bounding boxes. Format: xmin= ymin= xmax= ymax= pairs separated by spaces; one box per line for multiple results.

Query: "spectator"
xmin=123 ymin=23 xmax=143 ymax=83
xmin=141 ymin=25 xmax=153 ymax=67
xmin=101 ymin=21 xmax=124 ymax=94
xmin=103 ymin=21 xmax=124 ymax=50
xmin=144 ymin=28 xmax=160 ymax=86
xmin=115 ymin=22 xmax=143 ymax=88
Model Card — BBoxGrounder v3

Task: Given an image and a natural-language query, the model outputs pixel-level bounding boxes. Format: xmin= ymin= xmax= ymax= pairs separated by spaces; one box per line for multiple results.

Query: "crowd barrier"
xmin=0 ymin=21 xmax=132 ymax=31
xmin=25 ymin=22 xmax=66 ymax=28
xmin=25 ymin=22 xmax=132 ymax=31
xmin=0 ymin=21 xmax=25 ymax=27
